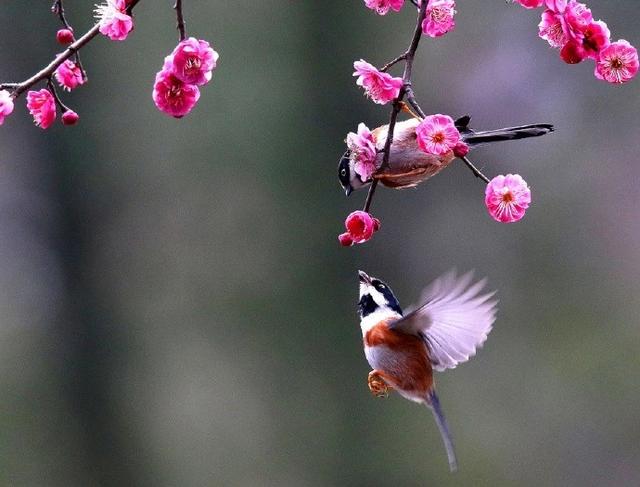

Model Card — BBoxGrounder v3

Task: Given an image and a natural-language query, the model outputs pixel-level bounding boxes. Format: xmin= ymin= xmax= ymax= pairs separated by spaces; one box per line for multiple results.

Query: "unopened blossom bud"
xmin=62 ymin=110 xmax=79 ymax=125
xmin=56 ymin=28 xmax=74 ymax=45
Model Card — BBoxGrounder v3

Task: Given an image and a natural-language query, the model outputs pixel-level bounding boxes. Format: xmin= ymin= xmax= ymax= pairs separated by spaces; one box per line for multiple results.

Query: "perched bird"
xmin=357 ymin=269 xmax=497 ymax=471
xmin=338 ymin=116 xmax=553 ymax=195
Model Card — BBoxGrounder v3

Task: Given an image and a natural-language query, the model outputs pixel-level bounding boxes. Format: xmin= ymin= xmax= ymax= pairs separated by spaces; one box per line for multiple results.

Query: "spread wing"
xmin=389 ymin=271 xmax=497 ymax=372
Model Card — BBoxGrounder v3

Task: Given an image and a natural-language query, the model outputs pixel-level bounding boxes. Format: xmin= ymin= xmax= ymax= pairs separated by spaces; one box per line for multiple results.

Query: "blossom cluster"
xmin=153 ymin=38 xmax=219 ymax=118
xmin=363 ymin=0 xmax=457 ymax=38
xmin=514 ymin=0 xmax=638 ymax=83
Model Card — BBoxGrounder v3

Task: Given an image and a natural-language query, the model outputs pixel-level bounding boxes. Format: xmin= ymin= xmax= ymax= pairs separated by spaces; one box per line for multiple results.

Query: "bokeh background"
xmin=1 ymin=1 xmax=639 ymax=486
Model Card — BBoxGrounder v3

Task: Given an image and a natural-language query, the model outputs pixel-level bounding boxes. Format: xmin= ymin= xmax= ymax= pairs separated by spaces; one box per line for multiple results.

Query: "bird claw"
xmin=368 ymin=371 xmax=390 ymax=398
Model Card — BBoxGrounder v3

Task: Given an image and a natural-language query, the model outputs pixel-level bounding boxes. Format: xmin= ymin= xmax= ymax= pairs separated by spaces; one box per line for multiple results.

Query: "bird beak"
xmin=358 ymin=270 xmax=371 ymax=284
xmin=344 ymin=186 xmax=353 ymax=197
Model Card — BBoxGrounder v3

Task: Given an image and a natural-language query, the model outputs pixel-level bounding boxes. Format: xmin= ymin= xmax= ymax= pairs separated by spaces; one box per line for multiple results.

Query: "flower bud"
xmin=62 ymin=109 xmax=79 ymax=126
xmin=56 ymin=28 xmax=74 ymax=45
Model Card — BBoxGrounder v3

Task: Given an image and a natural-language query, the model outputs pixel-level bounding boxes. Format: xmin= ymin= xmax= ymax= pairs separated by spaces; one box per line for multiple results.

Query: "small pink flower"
xmin=346 ymin=123 xmax=378 ymax=181
xmin=562 ymin=1 xmax=592 ymax=42
xmin=595 ymin=40 xmax=639 ymax=84
xmin=539 ymin=9 xmax=567 ymax=48
xmin=169 ymin=38 xmax=219 ymax=86
xmin=56 ymin=28 xmax=74 ymax=45
xmin=54 ymin=60 xmax=85 ymax=91
xmin=26 ymin=89 xmax=56 ymax=129
xmin=415 ymin=114 xmax=461 ymax=155
xmin=580 ymin=20 xmax=610 ymax=59
xmin=0 ymin=89 xmax=15 ymax=126
xmin=514 ymin=0 xmax=544 ymax=8
xmin=339 ymin=211 xmax=380 ymax=246
xmin=95 ymin=0 xmax=133 ymax=41
xmin=560 ymin=40 xmax=586 ymax=64
xmin=62 ymin=110 xmax=80 ymax=126
xmin=152 ymin=69 xmax=201 ymax=118
xmin=353 ymin=60 xmax=403 ymax=105
xmin=422 ymin=0 xmax=456 ymax=38
xmin=485 ymin=174 xmax=531 ymax=223
xmin=363 ymin=0 xmax=404 ymax=15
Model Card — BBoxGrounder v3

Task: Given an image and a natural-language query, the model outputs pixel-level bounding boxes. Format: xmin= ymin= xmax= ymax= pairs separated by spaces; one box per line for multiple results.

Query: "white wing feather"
xmin=391 ymin=270 xmax=497 ymax=372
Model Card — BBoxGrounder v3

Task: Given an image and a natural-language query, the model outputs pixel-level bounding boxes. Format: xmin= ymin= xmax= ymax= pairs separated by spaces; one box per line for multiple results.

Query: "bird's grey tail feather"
xmin=427 ymin=390 xmax=458 ymax=473
xmin=462 ymin=123 xmax=554 ymax=147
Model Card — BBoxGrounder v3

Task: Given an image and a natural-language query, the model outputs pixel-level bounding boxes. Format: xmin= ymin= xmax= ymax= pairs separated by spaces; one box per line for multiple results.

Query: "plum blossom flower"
xmin=169 ymin=38 xmax=219 ymax=86
xmin=0 ymin=90 xmax=15 ymax=126
xmin=152 ymin=69 xmax=200 ymax=118
xmin=595 ymin=40 xmax=639 ymax=84
xmin=26 ymin=89 xmax=56 ymax=129
xmin=94 ymin=0 xmax=134 ymax=41
xmin=415 ymin=114 xmax=461 ymax=156
xmin=353 ymin=60 xmax=403 ymax=105
xmin=422 ymin=0 xmax=456 ymax=38
xmin=346 ymin=123 xmax=378 ymax=181
xmin=485 ymin=174 xmax=531 ymax=223
xmin=538 ymin=9 xmax=567 ymax=48
xmin=54 ymin=60 xmax=85 ymax=91
xmin=338 ymin=211 xmax=381 ymax=246
xmin=363 ymin=0 xmax=404 ymax=15
xmin=580 ymin=20 xmax=610 ymax=59
xmin=514 ymin=0 xmax=544 ymax=9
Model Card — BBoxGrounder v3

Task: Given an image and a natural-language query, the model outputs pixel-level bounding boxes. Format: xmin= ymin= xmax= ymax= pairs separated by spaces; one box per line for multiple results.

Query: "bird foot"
xmin=368 ymin=371 xmax=390 ymax=398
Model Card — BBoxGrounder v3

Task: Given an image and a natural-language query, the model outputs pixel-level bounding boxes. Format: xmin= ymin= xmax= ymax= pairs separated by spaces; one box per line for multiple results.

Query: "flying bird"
xmin=338 ymin=116 xmax=553 ymax=195
xmin=357 ymin=269 xmax=498 ymax=471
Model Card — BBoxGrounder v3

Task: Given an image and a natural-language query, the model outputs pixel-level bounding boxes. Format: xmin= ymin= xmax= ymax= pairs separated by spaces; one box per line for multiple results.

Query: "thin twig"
xmin=47 ymin=78 xmax=72 ymax=113
xmin=380 ymin=53 xmax=407 ymax=73
xmin=0 ymin=0 xmax=142 ymax=98
xmin=363 ymin=0 xmax=428 ymax=213
xmin=174 ymin=0 xmax=187 ymax=41
xmin=52 ymin=0 xmax=87 ymax=81
xmin=460 ymin=156 xmax=491 ymax=184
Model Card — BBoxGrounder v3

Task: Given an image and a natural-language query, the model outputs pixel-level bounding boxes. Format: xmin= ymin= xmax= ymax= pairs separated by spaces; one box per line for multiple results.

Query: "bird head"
xmin=338 ymin=150 xmax=370 ymax=196
xmin=358 ymin=270 xmax=402 ymax=319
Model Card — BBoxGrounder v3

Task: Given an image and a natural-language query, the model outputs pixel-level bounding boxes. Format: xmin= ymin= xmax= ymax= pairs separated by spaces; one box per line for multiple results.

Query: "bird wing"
xmin=389 ymin=270 xmax=497 ymax=372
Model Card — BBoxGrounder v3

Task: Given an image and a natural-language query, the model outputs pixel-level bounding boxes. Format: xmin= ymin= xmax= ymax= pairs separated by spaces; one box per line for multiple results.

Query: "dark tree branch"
xmin=174 ymin=0 xmax=187 ymax=41
xmin=363 ymin=0 xmax=428 ymax=213
xmin=0 ymin=0 xmax=142 ymax=98
xmin=460 ymin=156 xmax=491 ymax=184
xmin=52 ymin=0 xmax=87 ymax=81
xmin=47 ymin=78 xmax=72 ymax=113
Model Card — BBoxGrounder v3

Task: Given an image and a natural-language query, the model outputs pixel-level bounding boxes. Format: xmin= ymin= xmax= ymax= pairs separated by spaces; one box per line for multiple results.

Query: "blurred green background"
xmin=1 ymin=1 xmax=639 ymax=486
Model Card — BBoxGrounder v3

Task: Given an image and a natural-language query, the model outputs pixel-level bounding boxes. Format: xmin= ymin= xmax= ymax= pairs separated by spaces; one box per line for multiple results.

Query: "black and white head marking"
xmin=358 ymin=270 xmax=403 ymax=318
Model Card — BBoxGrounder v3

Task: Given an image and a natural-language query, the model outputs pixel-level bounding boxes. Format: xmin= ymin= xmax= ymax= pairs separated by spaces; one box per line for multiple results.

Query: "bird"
xmin=338 ymin=116 xmax=553 ymax=195
xmin=356 ymin=269 xmax=497 ymax=472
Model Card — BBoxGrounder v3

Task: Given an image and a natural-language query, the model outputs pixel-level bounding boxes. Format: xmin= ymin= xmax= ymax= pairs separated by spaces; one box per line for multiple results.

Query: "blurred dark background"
xmin=0 ymin=1 xmax=639 ymax=485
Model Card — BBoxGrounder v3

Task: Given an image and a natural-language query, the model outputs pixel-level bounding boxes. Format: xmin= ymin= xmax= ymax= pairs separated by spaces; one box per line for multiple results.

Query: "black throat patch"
xmin=358 ymin=294 xmax=378 ymax=318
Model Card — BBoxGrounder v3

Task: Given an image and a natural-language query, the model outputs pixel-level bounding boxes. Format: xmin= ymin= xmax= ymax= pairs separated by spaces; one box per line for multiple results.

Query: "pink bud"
xmin=338 ymin=233 xmax=354 ymax=246
xmin=62 ymin=110 xmax=79 ymax=126
xmin=453 ymin=142 xmax=469 ymax=158
xmin=56 ymin=28 xmax=74 ymax=45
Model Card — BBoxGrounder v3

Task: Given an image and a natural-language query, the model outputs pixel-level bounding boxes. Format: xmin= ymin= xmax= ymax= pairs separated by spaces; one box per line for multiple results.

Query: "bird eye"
xmin=377 ymin=284 xmax=386 ymax=290
xmin=340 ymin=168 xmax=347 ymax=177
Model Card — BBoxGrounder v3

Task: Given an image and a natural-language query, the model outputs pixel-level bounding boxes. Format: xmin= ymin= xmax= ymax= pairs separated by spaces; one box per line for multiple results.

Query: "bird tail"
xmin=455 ymin=116 xmax=554 ymax=148
xmin=427 ymin=389 xmax=458 ymax=473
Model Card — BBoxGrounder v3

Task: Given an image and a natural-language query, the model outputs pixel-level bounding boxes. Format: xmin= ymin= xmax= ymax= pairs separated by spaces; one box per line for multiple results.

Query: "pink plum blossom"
xmin=62 ymin=110 xmax=80 ymax=126
xmin=0 ymin=90 xmax=14 ymax=126
xmin=339 ymin=211 xmax=380 ymax=246
xmin=363 ymin=0 xmax=404 ymax=15
xmin=54 ymin=60 xmax=85 ymax=91
xmin=169 ymin=38 xmax=219 ymax=86
xmin=514 ymin=0 xmax=544 ymax=8
xmin=353 ymin=60 xmax=403 ymax=105
xmin=422 ymin=0 xmax=456 ymax=38
xmin=346 ymin=123 xmax=378 ymax=181
xmin=539 ymin=9 xmax=567 ymax=48
xmin=595 ymin=40 xmax=639 ymax=84
xmin=95 ymin=0 xmax=134 ymax=41
xmin=415 ymin=114 xmax=461 ymax=156
xmin=152 ymin=69 xmax=201 ymax=118
xmin=485 ymin=174 xmax=531 ymax=223
xmin=26 ymin=89 xmax=56 ymax=129
xmin=580 ymin=20 xmax=610 ymax=59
